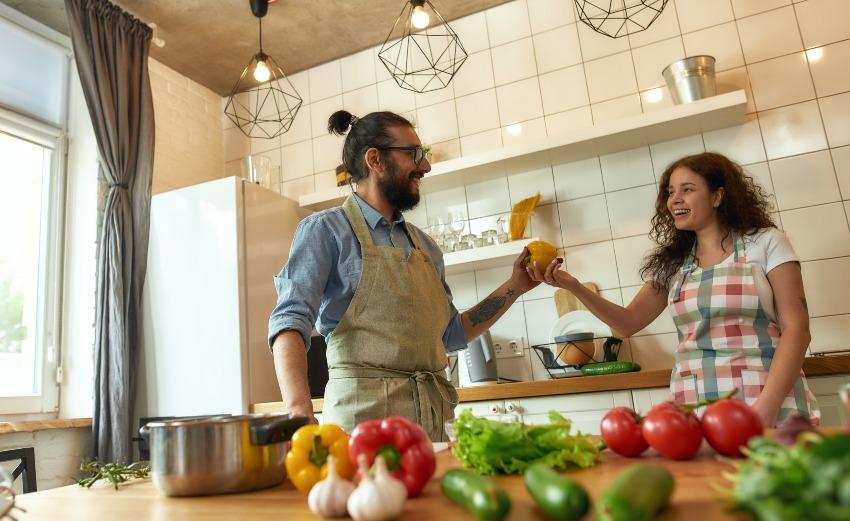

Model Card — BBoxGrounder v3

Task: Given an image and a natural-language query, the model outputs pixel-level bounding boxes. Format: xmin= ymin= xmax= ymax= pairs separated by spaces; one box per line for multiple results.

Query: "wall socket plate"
xmin=494 ymin=339 xmax=524 ymax=358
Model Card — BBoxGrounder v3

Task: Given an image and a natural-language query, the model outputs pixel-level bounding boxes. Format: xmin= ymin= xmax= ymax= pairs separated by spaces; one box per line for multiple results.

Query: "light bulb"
xmin=411 ymin=5 xmax=430 ymax=29
xmin=254 ymin=60 xmax=271 ymax=82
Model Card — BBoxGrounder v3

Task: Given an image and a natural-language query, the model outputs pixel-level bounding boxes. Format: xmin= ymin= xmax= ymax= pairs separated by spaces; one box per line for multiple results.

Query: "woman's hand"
xmin=751 ymin=399 xmax=780 ymax=429
xmin=525 ymin=256 xmax=578 ymax=289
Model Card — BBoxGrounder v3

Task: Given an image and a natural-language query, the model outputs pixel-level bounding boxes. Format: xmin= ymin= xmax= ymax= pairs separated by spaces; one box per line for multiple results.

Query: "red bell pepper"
xmin=348 ymin=416 xmax=436 ymax=497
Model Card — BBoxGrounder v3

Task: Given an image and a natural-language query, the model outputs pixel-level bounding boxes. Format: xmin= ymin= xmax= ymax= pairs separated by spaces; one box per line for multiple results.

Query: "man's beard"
xmin=378 ymin=156 xmax=421 ymax=212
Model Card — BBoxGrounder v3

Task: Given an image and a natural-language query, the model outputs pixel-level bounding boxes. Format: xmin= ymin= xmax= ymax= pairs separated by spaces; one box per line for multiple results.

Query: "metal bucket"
xmin=662 ymin=55 xmax=716 ymax=104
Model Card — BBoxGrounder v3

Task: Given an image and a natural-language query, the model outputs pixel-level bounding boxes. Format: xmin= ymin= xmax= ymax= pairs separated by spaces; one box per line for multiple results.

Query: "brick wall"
xmin=149 ymin=59 xmax=225 ymax=194
xmin=0 ymin=428 xmax=91 ymax=493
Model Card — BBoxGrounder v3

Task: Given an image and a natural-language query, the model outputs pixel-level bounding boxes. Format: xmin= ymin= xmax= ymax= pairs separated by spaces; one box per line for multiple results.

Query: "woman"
xmin=530 ymin=152 xmax=819 ymax=427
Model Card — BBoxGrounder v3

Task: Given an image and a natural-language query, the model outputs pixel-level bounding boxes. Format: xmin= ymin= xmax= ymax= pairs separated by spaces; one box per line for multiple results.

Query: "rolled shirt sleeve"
xmin=421 ymin=232 xmax=468 ymax=352
xmin=268 ymin=216 xmax=335 ymax=351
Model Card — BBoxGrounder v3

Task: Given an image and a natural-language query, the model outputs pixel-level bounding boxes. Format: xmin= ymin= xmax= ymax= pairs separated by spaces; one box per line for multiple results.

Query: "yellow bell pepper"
xmin=523 ymin=240 xmax=558 ymax=269
xmin=285 ymin=423 xmax=354 ymax=494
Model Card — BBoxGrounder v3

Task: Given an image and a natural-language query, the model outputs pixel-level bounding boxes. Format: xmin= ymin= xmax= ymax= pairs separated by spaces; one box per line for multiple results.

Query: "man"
xmin=268 ymin=110 xmax=539 ymax=441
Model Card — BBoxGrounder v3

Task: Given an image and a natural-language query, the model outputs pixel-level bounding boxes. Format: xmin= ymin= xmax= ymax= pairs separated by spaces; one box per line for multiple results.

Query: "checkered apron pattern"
xmin=668 ymin=233 xmax=819 ymax=424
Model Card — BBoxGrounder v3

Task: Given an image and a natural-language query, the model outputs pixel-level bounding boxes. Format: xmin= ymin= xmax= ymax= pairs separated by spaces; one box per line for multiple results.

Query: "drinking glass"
xmin=428 ymin=215 xmax=447 ymax=246
xmin=0 ymin=466 xmax=18 ymax=520
xmin=448 ymin=211 xmax=466 ymax=244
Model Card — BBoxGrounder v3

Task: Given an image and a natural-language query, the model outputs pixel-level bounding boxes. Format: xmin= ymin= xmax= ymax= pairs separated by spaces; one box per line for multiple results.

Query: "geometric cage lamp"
xmin=378 ymin=0 xmax=468 ymax=93
xmin=224 ymin=0 xmax=302 ymax=138
xmin=574 ymin=0 xmax=669 ymax=39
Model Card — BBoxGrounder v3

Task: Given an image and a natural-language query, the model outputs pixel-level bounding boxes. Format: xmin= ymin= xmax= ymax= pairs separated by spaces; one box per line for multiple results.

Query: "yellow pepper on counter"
xmin=522 ymin=240 xmax=558 ymax=269
xmin=285 ymin=423 xmax=355 ymax=494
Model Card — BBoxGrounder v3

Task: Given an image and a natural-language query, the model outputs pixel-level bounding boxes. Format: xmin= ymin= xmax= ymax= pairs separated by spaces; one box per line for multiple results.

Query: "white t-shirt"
xmin=667 ymin=227 xmax=799 ymax=324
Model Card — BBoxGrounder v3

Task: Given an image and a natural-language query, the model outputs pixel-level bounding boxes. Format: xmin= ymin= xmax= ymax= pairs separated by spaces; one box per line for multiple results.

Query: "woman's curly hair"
xmin=641 ymin=152 xmax=776 ymax=289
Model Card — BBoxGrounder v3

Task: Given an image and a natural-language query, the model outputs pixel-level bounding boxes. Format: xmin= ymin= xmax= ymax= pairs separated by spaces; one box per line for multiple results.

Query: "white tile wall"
xmin=225 ymin=0 xmax=850 ymax=378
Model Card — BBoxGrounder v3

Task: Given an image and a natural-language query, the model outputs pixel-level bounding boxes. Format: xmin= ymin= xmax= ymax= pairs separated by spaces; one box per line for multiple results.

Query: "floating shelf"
xmin=299 ymin=90 xmax=748 ymax=211
xmin=444 ymin=237 xmax=537 ymax=275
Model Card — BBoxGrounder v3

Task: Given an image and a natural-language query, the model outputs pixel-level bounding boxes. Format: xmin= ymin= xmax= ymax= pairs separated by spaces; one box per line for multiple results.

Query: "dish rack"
xmin=530 ymin=336 xmax=623 ymax=379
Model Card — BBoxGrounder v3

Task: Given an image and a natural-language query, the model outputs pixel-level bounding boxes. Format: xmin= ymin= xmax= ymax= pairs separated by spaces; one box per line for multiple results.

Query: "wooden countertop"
xmin=252 ymin=353 xmax=850 ymax=414
xmin=0 ymin=418 xmax=92 ymax=434
xmin=15 ymin=442 xmax=754 ymax=520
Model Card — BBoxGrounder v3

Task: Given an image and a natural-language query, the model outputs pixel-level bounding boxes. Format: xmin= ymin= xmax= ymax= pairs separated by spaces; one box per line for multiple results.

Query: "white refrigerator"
xmin=137 ymin=176 xmax=302 ymax=418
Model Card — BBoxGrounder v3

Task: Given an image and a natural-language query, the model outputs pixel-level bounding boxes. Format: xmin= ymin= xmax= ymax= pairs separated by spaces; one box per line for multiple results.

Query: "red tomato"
xmin=642 ymin=402 xmax=703 ymax=460
xmin=701 ymin=399 xmax=764 ymax=457
xmin=600 ymin=407 xmax=649 ymax=457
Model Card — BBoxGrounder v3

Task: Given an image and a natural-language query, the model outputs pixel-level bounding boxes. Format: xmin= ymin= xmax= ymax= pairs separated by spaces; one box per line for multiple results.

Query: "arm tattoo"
xmin=468 ymin=288 xmax=515 ymax=326
xmin=801 ymin=297 xmax=808 ymax=310
xmin=468 ymin=296 xmax=507 ymax=326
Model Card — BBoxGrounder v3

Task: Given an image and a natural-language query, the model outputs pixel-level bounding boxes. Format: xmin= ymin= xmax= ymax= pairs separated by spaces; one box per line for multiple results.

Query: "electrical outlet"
xmin=495 ymin=339 xmax=525 ymax=358
xmin=493 ymin=342 xmax=504 ymax=357
xmin=509 ymin=340 xmax=523 ymax=357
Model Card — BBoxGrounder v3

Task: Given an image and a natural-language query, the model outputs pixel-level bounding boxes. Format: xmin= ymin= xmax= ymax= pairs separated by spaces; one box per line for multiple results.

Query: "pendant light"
xmin=378 ymin=0 xmax=468 ymax=93
xmin=575 ymin=0 xmax=669 ymax=39
xmin=224 ymin=0 xmax=302 ymax=139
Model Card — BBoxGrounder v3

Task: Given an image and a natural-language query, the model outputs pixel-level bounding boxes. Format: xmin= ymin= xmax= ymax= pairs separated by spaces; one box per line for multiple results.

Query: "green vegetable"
xmin=451 ymin=409 xmax=600 ymax=475
xmin=441 ymin=468 xmax=511 ymax=521
xmin=77 ymin=460 xmax=150 ymax=490
xmin=595 ymin=464 xmax=674 ymax=521
xmin=580 ymin=362 xmax=641 ymax=376
xmin=724 ymin=433 xmax=850 ymax=521
xmin=524 ymin=462 xmax=589 ymax=521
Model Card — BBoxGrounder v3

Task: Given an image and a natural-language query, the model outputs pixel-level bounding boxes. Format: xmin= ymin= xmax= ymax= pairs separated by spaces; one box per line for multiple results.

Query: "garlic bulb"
xmin=307 ymin=455 xmax=355 ymax=518
xmin=347 ymin=454 xmax=407 ymax=521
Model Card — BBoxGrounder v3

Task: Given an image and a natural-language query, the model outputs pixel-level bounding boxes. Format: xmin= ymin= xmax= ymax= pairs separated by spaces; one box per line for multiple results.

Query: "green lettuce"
xmin=450 ymin=409 xmax=601 ymax=475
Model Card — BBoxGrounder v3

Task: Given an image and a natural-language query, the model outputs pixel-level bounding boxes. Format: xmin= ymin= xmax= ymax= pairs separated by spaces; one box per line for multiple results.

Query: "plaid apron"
xmin=668 ymin=233 xmax=819 ymax=424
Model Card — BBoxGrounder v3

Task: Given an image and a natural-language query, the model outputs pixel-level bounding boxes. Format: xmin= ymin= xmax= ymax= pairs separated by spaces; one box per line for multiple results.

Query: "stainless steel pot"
xmin=140 ymin=414 xmax=308 ymax=497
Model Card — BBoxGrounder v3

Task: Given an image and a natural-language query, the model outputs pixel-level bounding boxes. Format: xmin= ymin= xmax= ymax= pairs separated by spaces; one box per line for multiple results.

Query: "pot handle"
xmin=250 ymin=415 xmax=310 ymax=445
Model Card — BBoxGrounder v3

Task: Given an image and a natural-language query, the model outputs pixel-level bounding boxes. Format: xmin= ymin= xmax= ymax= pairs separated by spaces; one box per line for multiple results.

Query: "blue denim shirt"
xmin=268 ymin=194 xmax=467 ymax=352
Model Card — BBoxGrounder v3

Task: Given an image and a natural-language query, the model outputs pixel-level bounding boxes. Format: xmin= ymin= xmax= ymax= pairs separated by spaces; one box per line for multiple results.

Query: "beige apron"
xmin=322 ymin=195 xmax=459 ymax=441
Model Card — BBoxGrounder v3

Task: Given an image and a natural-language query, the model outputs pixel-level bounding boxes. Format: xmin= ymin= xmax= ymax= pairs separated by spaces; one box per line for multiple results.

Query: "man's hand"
xmin=285 ymin=401 xmax=318 ymax=424
xmin=509 ymin=247 xmax=541 ymax=294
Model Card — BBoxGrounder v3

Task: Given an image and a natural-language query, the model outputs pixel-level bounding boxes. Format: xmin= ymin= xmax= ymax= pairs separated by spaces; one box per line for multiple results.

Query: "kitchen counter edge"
xmin=252 ymin=353 xmax=850 ymax=414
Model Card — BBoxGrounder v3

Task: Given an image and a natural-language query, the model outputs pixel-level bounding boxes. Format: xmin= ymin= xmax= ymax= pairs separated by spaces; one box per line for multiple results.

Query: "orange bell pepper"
xmin=285 ymin=423 xmax=354 ymax=493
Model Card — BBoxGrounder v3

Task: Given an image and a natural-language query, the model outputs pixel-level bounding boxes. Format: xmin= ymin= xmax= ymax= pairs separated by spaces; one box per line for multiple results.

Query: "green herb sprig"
xmin=77 ymin=460 xmax=150 ymax=490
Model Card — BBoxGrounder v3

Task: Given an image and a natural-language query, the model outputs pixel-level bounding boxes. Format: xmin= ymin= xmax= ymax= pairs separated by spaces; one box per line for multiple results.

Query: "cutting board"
xmin=553 ymin=282 xmax=598 ymax=317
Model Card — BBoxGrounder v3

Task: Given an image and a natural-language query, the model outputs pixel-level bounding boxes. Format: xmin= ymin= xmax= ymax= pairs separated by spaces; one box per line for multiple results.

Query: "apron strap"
xmin=342 ymin=195 xmax=375 ymax=247
xmin=328 ymin=366 xmax=458 ymax=436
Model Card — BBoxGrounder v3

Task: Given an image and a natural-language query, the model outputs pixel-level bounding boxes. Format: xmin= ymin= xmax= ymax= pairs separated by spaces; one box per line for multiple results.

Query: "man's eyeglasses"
xmin=374 ymin=145 xmax=432 ymax=166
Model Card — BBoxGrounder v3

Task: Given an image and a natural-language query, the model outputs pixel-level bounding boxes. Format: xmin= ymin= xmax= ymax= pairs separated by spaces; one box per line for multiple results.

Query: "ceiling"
xmin=1 ymin=0 xmax=512 ymax=96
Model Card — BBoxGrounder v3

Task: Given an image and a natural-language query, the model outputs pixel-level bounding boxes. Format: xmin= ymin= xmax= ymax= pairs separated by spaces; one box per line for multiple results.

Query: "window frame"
xmin=0 ymin=107 xmax=67 ymax=415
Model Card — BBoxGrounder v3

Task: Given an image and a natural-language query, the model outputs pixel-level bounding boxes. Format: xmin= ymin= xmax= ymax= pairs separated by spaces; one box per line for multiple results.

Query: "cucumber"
xmin=524 ymin=462 xmax=589 ymax=521
xmin=580 ymin=362 xmax=641 ymax=376
xmin=441 ymin=468 xmax=511 ymax=521
xmin=595 ymin=464 xmax=674 ymax=521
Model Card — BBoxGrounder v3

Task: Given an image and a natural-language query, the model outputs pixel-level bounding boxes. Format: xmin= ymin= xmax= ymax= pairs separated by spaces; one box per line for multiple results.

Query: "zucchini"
xmin=580 ymin=361 xmax=641 ymax=376
xmin=441 ymin=468 xmax=511 ymax=521
xmin=524 ymin=462 xmax=589 ymax=521
xmin=595 ymin=464 xmax=674 ymax=521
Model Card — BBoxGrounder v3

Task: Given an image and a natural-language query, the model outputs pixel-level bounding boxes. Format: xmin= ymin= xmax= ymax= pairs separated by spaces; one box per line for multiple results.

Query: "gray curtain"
xmin=65 ymin=0 xmax=155 ymax=463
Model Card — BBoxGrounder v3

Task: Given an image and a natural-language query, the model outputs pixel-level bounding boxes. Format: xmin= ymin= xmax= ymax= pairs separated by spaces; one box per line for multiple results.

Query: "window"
xmin=0 ymin=112 xmax=65 ymax=415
